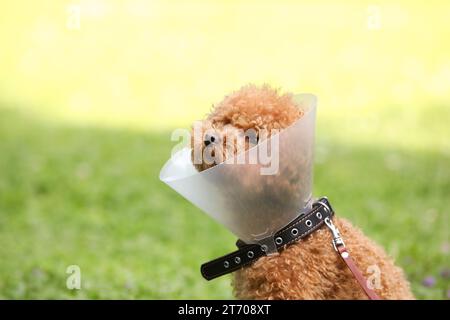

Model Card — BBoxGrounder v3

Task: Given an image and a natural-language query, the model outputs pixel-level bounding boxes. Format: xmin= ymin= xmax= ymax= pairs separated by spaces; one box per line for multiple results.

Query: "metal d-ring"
xmin=316 ymin=199 xmax=331 ymax=214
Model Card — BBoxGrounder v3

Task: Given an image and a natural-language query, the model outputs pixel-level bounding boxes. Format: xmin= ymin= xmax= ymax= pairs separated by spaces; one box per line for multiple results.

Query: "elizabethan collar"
xmin=159 ymin=94 xmax=317 ymax=253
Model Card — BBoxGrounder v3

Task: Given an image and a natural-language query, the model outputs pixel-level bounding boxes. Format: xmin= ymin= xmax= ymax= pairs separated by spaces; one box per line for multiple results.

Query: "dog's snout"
xmin=204 ymin=134 xmax=216 ymax=147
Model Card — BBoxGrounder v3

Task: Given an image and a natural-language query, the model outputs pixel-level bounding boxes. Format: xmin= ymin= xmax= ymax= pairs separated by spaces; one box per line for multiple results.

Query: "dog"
xmin=191 ymin=84 xmax=414 ymax=299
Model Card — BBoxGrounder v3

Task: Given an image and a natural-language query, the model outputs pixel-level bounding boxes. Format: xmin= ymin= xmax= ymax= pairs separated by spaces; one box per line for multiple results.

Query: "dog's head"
xmin=191 ymin=84 xmax=303 ymax=172
xmin=189 ymin=85 xmax=309 ymax=239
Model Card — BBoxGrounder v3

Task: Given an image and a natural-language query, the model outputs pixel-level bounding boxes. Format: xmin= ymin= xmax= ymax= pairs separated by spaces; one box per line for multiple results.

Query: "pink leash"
xmin=325 ymin=217 xmax=381 ymax=300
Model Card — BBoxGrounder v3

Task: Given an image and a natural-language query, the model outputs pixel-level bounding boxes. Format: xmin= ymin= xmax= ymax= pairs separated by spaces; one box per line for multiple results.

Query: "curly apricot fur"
xmin=192 ymin=84 xmax=414 ymax=300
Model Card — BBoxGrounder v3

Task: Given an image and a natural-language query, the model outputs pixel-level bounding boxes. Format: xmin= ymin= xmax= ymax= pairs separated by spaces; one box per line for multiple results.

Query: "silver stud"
xmin=261 ymin=244 xmax=268 ymax=252
xmin=306 ymin=220 xmax=313 ymax=227
xmin=247 ymin=251 xmax=254 ymax=258
xmin=291 ymin=228 xmax=298 ymax=236
xmin=224 ymin=261 xmax=229 ymax=268
xmin=316 ymin=212 xmax=322 ymax=219
xmin=235 ymin=257 xmax=241 ymax=264
xmin=275 ymin=237 xmax=283 ymax=245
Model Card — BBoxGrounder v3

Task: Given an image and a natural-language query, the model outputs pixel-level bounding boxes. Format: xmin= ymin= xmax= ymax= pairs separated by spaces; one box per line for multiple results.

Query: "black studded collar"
xmin=200 ymin=197 xmax=334 ymax=280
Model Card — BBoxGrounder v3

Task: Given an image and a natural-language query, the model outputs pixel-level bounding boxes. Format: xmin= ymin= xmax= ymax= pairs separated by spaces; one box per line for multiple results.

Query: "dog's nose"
xmin=204 ymin=134 xmax=216 ymax=147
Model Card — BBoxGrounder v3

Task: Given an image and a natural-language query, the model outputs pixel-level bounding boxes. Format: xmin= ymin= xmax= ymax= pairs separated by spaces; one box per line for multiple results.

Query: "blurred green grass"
xmin=0 ymin=106 xmax=448 ymax=299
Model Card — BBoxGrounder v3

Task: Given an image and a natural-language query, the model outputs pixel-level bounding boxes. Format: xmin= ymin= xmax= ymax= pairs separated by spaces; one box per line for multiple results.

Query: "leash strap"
xmin=324 ymin=216 xmax=381 ymax=300
xmin=337 ymin=246 xmax=381 ymax=300
xmin=201 ymin=197 xmax=334 ymax=280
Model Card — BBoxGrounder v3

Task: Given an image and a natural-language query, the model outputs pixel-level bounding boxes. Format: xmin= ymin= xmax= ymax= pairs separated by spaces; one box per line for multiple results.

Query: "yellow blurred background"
xmin=1 ymin=1 xmax=449 ymax=137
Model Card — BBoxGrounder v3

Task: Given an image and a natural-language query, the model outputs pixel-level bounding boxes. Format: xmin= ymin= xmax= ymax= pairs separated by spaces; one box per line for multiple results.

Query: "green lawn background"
xmin=0 ymin=103 xmax=448 ymax=299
